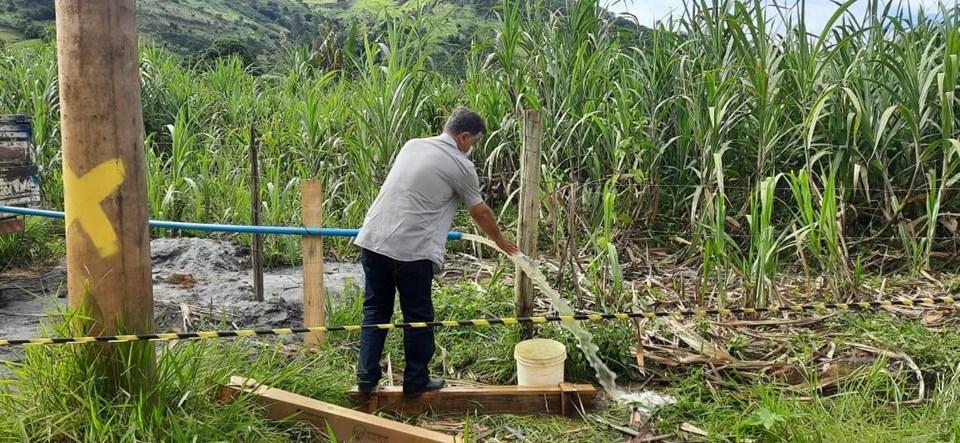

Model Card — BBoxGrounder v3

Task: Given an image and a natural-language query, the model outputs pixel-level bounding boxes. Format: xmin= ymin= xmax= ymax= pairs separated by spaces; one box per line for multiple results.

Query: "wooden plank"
xmin=0 ymin=164 xmax=37 ymax=181
xmin=348 ymin=383 xmax=596 ymax=417
xmin=0 ymin=164 xmax=39 ymax=207
xmin=219 ymin=377 xmax=457 ymax=443
xmin=0 ymin=140 xmax=31 ymax=148
xmin=0 ymin=131 xmax=29 ymax=140
xmin=302 ymin=179 xmax=326 ymax=347
xmin=0 ymin=140 xmax=30 ymax=162
xmin=0 ymin=194 xmax=40 ymax=206
xmin=0 ymin=115 xmax=30 ymax=124
xmin=0 ymin=218 xmax=24 ymax=234
xmin=515 ymin=110 xmax=542 ymax=338
xmin=0 ymin=123 xmax=32 ymax=134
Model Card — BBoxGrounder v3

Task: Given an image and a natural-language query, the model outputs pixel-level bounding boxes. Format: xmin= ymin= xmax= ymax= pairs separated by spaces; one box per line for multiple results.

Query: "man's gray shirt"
xmin=354 ymin=133 xmax=484 ymax=272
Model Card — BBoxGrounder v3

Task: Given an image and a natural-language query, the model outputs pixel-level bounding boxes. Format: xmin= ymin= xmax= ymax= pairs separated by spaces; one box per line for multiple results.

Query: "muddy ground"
xmin=0 ymin=238 xmax=365 ymax=361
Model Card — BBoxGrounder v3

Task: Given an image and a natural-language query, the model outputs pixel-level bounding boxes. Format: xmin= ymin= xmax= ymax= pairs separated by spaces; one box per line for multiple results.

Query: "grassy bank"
xmin=2 ymin=275 xmax=959 ymax=441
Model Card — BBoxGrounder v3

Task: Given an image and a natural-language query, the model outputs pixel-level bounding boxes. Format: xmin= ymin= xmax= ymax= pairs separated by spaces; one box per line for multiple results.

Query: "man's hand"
xmin=468 ymin=203 xmax=520 ymax=256
xmin=495 ymin=236 xmax=519 ymax=256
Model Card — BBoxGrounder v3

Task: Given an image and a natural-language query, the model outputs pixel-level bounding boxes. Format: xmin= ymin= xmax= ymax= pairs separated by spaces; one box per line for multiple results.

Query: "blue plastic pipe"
xmin=0 ymin=206 xmax=464 ymax=240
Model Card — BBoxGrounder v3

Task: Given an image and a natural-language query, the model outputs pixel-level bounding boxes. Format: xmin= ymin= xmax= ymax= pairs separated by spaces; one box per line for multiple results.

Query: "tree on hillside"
xmin=199 ymin=37 xmax=255 ymax=67
xmin=19 ymin=20 xmax=44 ymax=40
xmin=41 ymin=23 xmax=56 ymax=43
xmin=25 ymin=1 xmax=55 ymax=21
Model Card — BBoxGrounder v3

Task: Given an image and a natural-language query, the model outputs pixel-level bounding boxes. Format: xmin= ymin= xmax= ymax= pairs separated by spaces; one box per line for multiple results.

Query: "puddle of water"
xmin=462 ymin=234 xmax=637 ymax=402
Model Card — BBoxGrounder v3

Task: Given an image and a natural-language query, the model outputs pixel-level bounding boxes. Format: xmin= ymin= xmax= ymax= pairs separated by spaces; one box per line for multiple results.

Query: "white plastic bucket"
xmin=514 ymin=338 xmax=566 ymax=386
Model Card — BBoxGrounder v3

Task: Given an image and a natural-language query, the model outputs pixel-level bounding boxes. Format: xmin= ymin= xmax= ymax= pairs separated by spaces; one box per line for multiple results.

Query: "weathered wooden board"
xmin=219 ymin=377 xmax=459 ymax=443
xmin=0 ymin=115 xmax=40 ymax=226
xmin=0 ymin=140 xmax=31 ymax=162
xmin=0 ymin=132 xmax=28 ymax=140
xmin=347 ymin=383 xmax=598 ymax=417
xmin=0 ymin=123 xmax=32 ymax=132
xmin=0 ymin=165 xmax=39 ymax=206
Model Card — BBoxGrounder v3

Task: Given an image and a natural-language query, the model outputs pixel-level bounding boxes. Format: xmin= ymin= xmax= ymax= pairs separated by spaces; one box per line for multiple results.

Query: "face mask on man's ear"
xmin=457 ymin=134 xmax=472 ymax=156
xmin=464 ymin=134 xmax=482 ymax=157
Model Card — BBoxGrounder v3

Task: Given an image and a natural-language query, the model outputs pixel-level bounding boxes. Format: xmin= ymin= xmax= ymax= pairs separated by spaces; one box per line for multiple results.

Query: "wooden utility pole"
xmin=55 ymin=0 xmax=154 ymax=391
xmin=249 ymin=124 xmax=264 ymax=302
xmin=515 ymin=110 xmax=542 ymax=338
xmin=302 ymin=179 xmax=326 ymax=347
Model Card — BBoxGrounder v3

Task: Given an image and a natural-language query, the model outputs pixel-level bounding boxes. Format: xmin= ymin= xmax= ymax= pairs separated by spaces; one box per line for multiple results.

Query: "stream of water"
xmin=461 ymin=234 xmax=629 ymax=400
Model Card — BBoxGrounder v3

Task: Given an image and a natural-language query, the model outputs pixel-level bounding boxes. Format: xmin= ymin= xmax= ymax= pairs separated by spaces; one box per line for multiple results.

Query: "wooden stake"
xmin=566 ymin=181 xmax=581 ymax=310
xmin=515 ymin=110 xmax=542 ymax=338
xmin=55 ymin=0 xmax=154 ymax=391
xmin=347 ymin=383 xmax=596 ymax=417
xmin=249 ymin=124 xmax=264 ymax=302
xmin=220 ymin=377 xmax=458 ymax=443
xmin=302 ymin=179 xmax=326 ymax=347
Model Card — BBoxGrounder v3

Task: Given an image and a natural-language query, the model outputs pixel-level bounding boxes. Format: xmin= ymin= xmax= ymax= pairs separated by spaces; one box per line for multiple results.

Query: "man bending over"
xmin=354 ymin=107 xmax=519 ymax=398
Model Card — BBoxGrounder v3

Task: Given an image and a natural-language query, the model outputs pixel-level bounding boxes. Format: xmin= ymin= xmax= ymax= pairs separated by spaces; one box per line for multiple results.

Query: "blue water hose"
xmin=0 ymin=206 xmax=464 ymax=240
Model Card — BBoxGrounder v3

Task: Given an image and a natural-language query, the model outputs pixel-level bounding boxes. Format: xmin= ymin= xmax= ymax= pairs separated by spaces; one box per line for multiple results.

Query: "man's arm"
xmin=468 ymin=202 xmax=519 ymax=255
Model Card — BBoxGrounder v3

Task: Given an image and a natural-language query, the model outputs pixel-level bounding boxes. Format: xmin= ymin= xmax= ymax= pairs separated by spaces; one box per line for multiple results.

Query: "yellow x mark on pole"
xmin=63 ymin=159 xmax=126 ymax=258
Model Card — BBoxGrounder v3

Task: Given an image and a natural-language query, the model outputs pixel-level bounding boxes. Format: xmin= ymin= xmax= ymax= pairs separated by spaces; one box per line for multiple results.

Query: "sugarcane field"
xmin=1 ymin=0 xmax=960 ymax=442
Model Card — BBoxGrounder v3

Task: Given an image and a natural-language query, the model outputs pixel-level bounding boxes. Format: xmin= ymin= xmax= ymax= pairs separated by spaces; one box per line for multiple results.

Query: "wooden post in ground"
xmin=515 ymin=110 xmax=542 ymax=338
xmin=302 ymin=179 xmax=326 ymax=347
xmin=249 ymin=124 xmax=264 ymax=302
xmin=55 ymin=0 xmax=154 ymax=391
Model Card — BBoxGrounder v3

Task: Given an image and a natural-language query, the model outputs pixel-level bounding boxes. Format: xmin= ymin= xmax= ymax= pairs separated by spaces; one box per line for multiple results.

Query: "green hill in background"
xmin=0 ymin=0 xmax=516 ymax=59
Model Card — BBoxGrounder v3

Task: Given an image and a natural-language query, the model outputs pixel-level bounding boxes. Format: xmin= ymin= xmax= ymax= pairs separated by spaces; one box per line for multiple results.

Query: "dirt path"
xmin=0 ymin=238 xmax=364 ymax=361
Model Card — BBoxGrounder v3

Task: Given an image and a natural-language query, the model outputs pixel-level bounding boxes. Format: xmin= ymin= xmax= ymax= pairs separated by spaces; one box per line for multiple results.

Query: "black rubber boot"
xmin=403 ymin=377 xmax=445 ymax=399
xmin=357 ymin=384 xmax=378 ymax=401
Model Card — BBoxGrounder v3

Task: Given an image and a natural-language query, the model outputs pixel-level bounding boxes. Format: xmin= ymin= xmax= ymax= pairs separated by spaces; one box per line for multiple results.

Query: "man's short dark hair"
xmin=444 ymin=107 xmax=486 ymax=136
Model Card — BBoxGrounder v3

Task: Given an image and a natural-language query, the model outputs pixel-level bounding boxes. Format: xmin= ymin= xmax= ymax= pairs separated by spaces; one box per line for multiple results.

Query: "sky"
xmin=602 ymin=0 xmax=950 ymax=32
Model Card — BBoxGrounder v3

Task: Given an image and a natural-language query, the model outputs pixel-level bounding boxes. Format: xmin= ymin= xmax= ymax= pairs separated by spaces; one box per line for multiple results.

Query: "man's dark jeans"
xmin=357 ymin=248 xmax=435 ymax=394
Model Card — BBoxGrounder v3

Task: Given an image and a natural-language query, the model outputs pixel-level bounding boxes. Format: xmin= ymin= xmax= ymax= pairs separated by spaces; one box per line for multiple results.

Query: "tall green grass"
xmin=0 ymin=277 xmax=633 ymax=442
xmin=0 ymin=323 xmax=342 ymax=441
xmin=1 ymin=0 xmax=959 ymax=306
xmin=0 ymin=217 xmax=63 ymax=271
